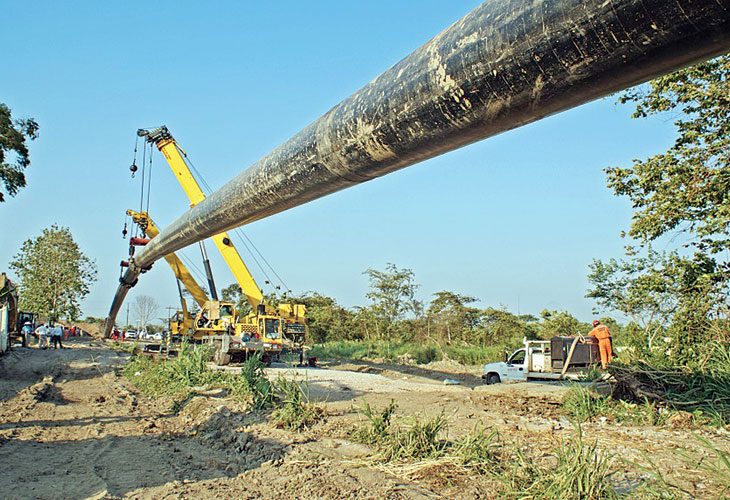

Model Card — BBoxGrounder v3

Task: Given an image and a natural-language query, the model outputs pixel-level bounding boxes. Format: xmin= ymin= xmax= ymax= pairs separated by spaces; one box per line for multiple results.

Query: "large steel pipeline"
xmin=105 ymin=0 xmax=730 ymax=335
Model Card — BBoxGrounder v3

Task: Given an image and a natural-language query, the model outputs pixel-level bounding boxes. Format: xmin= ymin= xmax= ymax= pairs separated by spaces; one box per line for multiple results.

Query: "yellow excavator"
xmin=136 ymin=126 xmax=307 ymax=365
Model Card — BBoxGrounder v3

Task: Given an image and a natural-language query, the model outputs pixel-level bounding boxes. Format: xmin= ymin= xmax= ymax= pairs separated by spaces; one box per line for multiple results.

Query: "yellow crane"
xmin=137 ymin=126 xmax=306 ymax=364
xmin=126 ymin=209 xmax=208 ymax=339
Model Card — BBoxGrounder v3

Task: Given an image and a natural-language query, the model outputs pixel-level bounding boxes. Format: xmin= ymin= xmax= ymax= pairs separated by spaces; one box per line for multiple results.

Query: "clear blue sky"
xmin=0 ymin=1 xmax=678 ymax=323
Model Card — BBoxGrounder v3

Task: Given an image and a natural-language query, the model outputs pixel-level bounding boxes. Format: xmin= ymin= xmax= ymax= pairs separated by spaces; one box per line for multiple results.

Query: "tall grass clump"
xmin=228 ymin=353 xmax=274 ymax=409
xmin=450 ymin=427 xmax=503 ymax=473
xmin=270 ymin=376 xmax=324 ymax=431
xmin=562 ymin=384 xmax=668 ymax=426
xmin=353 ymin=399 xmax=398 ymax=444
xmin=354 ymin=400 xmax=503 ymax=469
xmin=610 ymin=341 xmax=730 ymax=424
xmin=443 ymin=345 xmax=507 ymax=365
xmin=505 ymin=428 xmax=619 ymax=500
xmin=382 ymin=412 xmax=449 ymax=461
xmin=123 ymin=343 xmax=221 ymax=397
xmin=123 ymin=345 xmax=276 ymax=409
xmin=562 ymin=385 xmax=609 ymax=423
xmin=353 ymin=400 xmax=447 ymax=460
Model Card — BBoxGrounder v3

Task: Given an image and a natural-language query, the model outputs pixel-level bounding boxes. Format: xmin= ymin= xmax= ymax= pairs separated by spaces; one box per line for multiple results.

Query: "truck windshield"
xmin=509 ymin=350 xmax=525 ymax=365
xmin=264 ymin=318 xmax=280 ymax=339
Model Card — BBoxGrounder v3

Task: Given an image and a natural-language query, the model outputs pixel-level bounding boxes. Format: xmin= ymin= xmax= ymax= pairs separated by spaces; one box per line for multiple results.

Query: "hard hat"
xmin=592 ymin=320 xmax=600 ymax=327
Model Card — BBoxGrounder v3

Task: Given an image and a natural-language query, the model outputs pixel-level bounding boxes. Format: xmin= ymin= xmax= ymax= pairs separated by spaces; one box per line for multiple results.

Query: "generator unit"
xmin=550 ymin=336 xmax=599 ymax=370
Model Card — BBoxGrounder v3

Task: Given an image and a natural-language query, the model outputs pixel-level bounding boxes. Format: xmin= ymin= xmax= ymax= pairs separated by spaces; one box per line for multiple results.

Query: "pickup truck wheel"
xmin=486 ymin=373 xmax=501 ymax=385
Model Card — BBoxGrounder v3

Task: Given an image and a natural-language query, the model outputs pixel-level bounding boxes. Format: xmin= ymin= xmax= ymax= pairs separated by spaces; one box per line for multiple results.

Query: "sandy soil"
xmin=1 ymin=339 xmax=728 ymax=499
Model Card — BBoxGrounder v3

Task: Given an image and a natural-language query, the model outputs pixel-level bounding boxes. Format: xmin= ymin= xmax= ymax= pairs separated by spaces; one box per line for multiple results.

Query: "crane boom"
xmin=126 ymin=210 xmax=209 ymax=308
xmin=137 ymin=127 xmax=269 ymax=313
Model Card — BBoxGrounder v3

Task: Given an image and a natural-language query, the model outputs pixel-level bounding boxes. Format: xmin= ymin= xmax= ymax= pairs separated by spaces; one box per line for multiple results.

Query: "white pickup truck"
xmin=482 ymin=338 xmax=598 ymax=384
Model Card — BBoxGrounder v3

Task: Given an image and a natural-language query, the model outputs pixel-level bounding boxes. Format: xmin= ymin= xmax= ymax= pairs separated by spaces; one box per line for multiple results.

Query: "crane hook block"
xmin=129 ymin=237 xmax=150 ymax=246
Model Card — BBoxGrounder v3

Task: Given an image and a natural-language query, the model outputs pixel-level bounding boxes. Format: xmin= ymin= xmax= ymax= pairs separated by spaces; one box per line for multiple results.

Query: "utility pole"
xmin=165 ymin=306 xmax=176 ymax=323
xmin=126 ymin=304 xmax=129 ymax=329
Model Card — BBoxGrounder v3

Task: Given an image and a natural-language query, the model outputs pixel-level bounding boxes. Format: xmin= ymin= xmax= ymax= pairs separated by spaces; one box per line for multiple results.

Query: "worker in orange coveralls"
xmin=589 ymin=320 xmax=614 ymax=369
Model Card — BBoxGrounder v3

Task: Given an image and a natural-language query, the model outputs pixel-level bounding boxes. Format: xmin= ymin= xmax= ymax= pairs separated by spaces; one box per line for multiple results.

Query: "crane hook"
xmin=130 ymin=161 xmax=138 ymax=177
xmin=122 ymin=222 xmax=128 ymax=239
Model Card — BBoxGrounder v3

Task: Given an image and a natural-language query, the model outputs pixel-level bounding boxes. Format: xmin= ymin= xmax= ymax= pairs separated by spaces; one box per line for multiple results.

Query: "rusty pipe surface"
xmin=105 ymin=0 xmax=730 ymax=335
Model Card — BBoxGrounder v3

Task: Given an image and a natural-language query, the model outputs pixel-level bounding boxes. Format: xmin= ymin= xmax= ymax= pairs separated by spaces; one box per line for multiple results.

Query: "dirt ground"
xmin=1 ymin=339 xmax=729 ymax=499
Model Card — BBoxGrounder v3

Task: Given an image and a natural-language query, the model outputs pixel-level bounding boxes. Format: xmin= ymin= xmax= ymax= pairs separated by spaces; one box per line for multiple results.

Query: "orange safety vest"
xmin=590 ymin=324 xmax=611 ymax=341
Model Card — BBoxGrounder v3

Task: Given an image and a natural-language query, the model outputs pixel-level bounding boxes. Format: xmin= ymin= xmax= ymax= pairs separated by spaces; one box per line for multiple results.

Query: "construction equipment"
xmin=0 ymin=273 xmax=36 ymax=352
xmin=105 ymin=0 xmax=730 ymax=336
xmin=133 ymin=129 xmax=307 ymax=364
xmin=126 ymin=209 xmax=208 ymax=340
xmin=125 ymin=211 xmax=287 ymax=364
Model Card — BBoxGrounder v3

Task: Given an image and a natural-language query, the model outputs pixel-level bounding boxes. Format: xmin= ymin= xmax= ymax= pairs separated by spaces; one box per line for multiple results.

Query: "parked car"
xmin=125 ymin=330 xmax=138 ymax=339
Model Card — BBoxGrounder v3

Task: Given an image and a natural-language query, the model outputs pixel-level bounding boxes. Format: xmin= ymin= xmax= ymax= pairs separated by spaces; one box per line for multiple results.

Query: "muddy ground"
xmin=1 ymin=338 xmax=728 ymax=499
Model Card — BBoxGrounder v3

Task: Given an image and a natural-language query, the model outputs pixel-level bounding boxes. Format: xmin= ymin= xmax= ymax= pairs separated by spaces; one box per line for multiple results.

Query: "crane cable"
xmin=178 ymin=147 xmax=291 ymax=298
xmin=139 ymin=140 xmax=146 ymax=214
xmin=145 ymin=142 xmax=154 ymax=214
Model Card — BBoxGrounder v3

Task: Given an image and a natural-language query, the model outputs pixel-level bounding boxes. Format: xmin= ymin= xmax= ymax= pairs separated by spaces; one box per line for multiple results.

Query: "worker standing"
xmin=21 ymin=321 xmax=33 ymax=347
xmin=35 ymin=323 xmax=48 ymax=349
xmin=589 ymin=320 xmax=613 ymax=369
xmin=50 ymin=323 xmax=64 ymax=349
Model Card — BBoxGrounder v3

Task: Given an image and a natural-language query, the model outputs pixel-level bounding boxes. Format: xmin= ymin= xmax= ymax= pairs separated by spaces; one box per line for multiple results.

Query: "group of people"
xmin=24 ymin=322 xmax=80 ymax=349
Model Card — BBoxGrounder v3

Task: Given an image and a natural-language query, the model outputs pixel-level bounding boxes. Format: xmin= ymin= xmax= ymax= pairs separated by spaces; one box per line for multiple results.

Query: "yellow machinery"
xmin=137 ymin=126 xmax=307 ymax=364
xmin=126 ymin=210 xmax=208 ymax=340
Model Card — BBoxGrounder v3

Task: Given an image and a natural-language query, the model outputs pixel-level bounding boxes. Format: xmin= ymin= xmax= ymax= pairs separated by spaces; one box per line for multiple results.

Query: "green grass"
xmin=562 ymin=385 xmax=668 ymax=426
xmin=562 ymin=342 xmax=730 ymax=428
xmin=309 ymin=340 xmax=505 ymax=366
xmin=122 ymin=344 xmax=273 ymax=407
xmin=270 ymin=376 xmax=325 ymax=431
xmin=505 ymin=427 xmax=619 ymax=500
xmin=608 ymin=341 xmax=730 ymax=424
xmin=353 ymin=399 xmax=398 ymax=444
xmin=110 ymin=340 xmax=141 ymax=355
xmin=352 ymin=402 xmax=626 ymax=498
xmin=122 ymin=346 xmax=325 ymax=428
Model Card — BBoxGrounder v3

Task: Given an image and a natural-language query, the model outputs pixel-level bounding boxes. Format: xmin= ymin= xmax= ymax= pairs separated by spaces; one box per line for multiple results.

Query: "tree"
xmin=587 ymin=250 xmax=678 ymax=349
xmin=599 ymin=56 xmax=730 ymax=357
xmin=363 ymin=263 xmax=422 ymax=339
xmin=479 ymin=307 xmax=538 ymax=347
xmin=220 ymin=283 xmax=252 ymax=316
xmin=1 ymin=103 xmax=39 ymax=202
xmin=538 ymin=310 xmax=589 ymax=339
xmin=180 ymin=289 xmax=202 ymax=315
xmin=426 ymin=291 xmax=480 ymax=344
xmin=294 ymin=292 xmax=356 ymax=343
xmin=10 ymin=225 xmax=97 ymax=320
xmin=607 ymin=56 xmax=730 ymax=255
xmin=133 ymin=295 xmax=159 ymax=330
